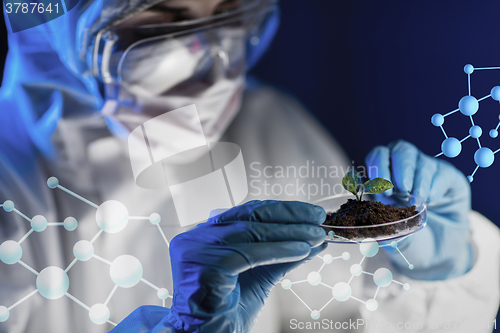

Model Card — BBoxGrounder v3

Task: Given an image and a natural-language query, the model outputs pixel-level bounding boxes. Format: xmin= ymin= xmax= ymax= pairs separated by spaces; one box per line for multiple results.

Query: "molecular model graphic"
xmin=431 ymin=64 xmax=500 ymax=182
xmin=0 ymin=176 xmax=416 ymax=326
xmin=279 ymin=231 xmax=412 ymax=319
xmin=0 ymin=177 xmax=172 ymax=326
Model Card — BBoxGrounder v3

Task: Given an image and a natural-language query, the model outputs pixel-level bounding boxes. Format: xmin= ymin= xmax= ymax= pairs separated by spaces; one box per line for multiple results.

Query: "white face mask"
xmin=100 ymin=27 xmax=247 ymax=151
xmin=101 ymin=75 xmax=245 ymax=143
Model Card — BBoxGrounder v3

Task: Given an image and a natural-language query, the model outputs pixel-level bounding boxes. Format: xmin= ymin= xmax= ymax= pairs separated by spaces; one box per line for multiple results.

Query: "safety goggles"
xmin=92 ymin=0 xmax=278 ymax=86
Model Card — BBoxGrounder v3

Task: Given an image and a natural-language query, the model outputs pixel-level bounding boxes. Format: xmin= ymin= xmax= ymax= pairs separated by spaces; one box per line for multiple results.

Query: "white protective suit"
xmin=0 ymin=0 xmax=499 ymax=330
xmin=0 ymin=82 xmax=499 ymax=333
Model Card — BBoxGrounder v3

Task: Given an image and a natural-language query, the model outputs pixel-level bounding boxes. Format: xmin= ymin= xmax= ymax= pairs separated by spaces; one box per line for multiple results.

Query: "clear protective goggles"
xmin=92 ymin=0 xmax=278 ymax=90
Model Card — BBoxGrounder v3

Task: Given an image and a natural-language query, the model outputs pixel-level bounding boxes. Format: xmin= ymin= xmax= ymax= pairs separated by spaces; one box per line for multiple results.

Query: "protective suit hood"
xmin=0 ymin=0 xmax=278 ymax=169
xmin=0 ymin=0 xmax=172 ymax=160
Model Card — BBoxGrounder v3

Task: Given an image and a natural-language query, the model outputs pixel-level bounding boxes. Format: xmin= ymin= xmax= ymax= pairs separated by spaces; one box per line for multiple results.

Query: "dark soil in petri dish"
xmin=322 ymin=199 xmax=418 ymax=239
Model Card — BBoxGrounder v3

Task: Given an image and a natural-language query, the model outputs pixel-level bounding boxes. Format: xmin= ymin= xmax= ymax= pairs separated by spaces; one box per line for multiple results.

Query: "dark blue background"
xmin=252 ymin=0 xmax=500 ymax=230
xmin=1 ymin=0 xmax=499 ymax=330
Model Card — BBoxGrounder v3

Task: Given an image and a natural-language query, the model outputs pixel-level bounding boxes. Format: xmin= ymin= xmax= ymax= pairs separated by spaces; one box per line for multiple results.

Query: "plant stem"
xmin=359 ymin=192 xmax=363 ymax=201
xmin=355 ymin=192 xmax=360 ymax=201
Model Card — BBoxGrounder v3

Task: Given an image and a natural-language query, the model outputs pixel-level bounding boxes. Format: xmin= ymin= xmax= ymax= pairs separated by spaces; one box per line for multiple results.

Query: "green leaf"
xmin=342 ymin=169 xmax=361 ymax=195
xmin=363 ymin=178 xmax=394 ymax=194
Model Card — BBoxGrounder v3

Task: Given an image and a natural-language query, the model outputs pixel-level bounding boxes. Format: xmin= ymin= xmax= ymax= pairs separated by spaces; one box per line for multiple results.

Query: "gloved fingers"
xmin=411 ymin=152 xmax=438 ymax=202
xmin=176 ymin=241 xmax=314 ymax=275
xmin=428 ymin=159 xmax=469 ymax=203
xmin=211 ymin=200 xmax=326 ymax=225
xmin=297 ymin=242 xmax=328 ymax=262
xmin=194 ymin=221 xmax=326 ymax=248
xmin=387 ymin=140 xmax=419 ymax=194
xmin=229 ymin=241 xmax=317 ymax=273
xmin=365 ymin=145 xmax=393 ymax=196
xmin=210 ymin=200 xmax=277 ymax=223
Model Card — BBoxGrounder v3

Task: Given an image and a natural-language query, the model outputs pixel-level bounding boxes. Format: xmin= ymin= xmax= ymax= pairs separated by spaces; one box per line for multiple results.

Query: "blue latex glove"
xmin=365 ymin=140 xmax=474 ymax=280
xmin=111 ymin=200 xmax=327 ymax=333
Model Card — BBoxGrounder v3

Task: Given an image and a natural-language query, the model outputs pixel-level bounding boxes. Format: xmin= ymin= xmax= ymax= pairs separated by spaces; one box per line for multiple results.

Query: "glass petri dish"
xmin=314 ymin=193 xmax=427 ymax=243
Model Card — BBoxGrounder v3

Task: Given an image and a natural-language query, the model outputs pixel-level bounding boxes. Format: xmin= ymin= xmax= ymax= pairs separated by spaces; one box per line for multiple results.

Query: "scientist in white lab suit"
xmin=0 ymin=0 xmax=498 ymax=332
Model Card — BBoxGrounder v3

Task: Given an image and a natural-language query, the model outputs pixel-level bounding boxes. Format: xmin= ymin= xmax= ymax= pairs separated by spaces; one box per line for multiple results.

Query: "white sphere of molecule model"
xmin=110 ymin=255 xmax=143 ymax=288
xmin=73 ymin=240 xmax=94 ymax=261
xmin=350 ymin=264 xmax=362 ymax=276
xmin=342 ymin=252 xmax=350 ymax=260
xmin=281 ymin=279 xmax=292 ymax=290
xmin=490 ymin=129 xmax=498 ymax=139
xmin=31 ymin=215 xmax=48 ymax=232
xmin=0 ymin=240 xmax=22 ymax=265
xmin=89 ymin=303 xmax=110 ymax=325
xmin=64 ymin=217 xmax=78 ymax=231
xmin=157 ymin=288 xmax=170 ymax=300
xmin=359 ymin=238 xmax=379 ymax=257
xmin=149 ymin=213 xmax=161 ymax=225
xmin=332 ymin=282 xmax=352 ymax=302
xmin=95 ymin=200 xmax=129 ymax=233
xmin=307 ymin=271 xmax=321 ymax=286
xmin=491 ymin=86 xmax=500 ymax=101
xmin=46 ymin=177 xmax=59 ymax=189
xmin=469 ymin=125 xmax=482 ymax=139
xmin=311 ymin=310 xmax=320 ymax=320
xmin=323 ymin=254 xmax=333 ymax=264
xmin=366 ymin=299 xmax=379 ymax=311
xmin=36 ymin=266 xmax=70 ymax=300
xmin=474 ymin=147 xmax=494 ymax=168
xmin=2 ymin=200 xmax=14 ymax=212
xmin=464 ymin=64 xmax=474 ymax=74
xmin=467 ymin=175 xmax=474 ymax=183
xmin=390 ymin=241 xmax=398 ymax=248
xmin=403 ymin=283 xmax=410 ymax=290
xmin=431 ymin=114 xmax=444 ymax=127
xmin=0 ymin=306 xmax=9 ymax=322
xmin=373 ymin=268 xmax=393 ymax=288
xmin=458 ymin=95 xmax=479 ymax=116
xmin=441 ymin=137 xmax=462 ymax=158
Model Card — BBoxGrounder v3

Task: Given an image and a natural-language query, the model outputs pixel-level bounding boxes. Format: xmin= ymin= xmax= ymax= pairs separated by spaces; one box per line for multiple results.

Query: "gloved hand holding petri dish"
xmin=316 ymin=171 xmax=427 ymax=243
xmin=316 ymin=140 xmax=473 ymax=280
xmin=111 ymin=200 xmax=328 ymax=333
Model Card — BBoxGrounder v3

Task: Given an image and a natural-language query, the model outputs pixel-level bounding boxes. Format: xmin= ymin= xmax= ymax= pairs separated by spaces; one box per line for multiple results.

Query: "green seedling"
xmin=342 ymin=169 xmax=394 ymax=201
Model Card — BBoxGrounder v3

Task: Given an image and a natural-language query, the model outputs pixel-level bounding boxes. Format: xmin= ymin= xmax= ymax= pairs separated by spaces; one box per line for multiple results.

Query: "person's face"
xmin=118 ymin=0 xmax=244 ymax=27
